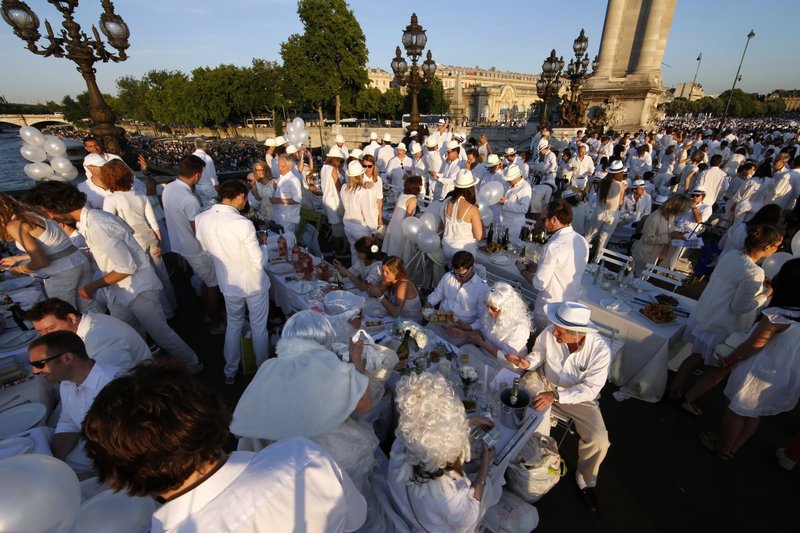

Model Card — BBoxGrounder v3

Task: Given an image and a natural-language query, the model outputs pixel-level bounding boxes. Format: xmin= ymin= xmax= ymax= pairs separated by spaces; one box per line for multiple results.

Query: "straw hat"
xmin=425 ymin=136 xmax=438 ymax=149
xmin=483 ymin=154 xmax=500 ymax=167
xmin=606 ymin=160 xmax=626 ymax=174
xmin=505 ymin=147 xmax=516 ymax=156
xmin=446 ymin=140 xmax=460 ymax=152
xmin=264 ymin=138 xmax=276 ymax=147
xmin=326 ymin=147 xmax=343 ymax=159
xmin=274 ymin=136 xmax=286 ymax=146
xmin=383 ymin=133 xmax=392 ymax=142
xmin=285 ymin=144 xmax=298 ymax=156
xmin=454 ymin=169 xmax=478 ymax=189
xmin=347 ymin=160 xmax=365 ymax=177
xmin=544 ymin=302 xmax=597 ymax=333
xmin=503 ymin=165 xmax=521 ymax=181
xmin=335 ymin=134 xmax=345 ymax=144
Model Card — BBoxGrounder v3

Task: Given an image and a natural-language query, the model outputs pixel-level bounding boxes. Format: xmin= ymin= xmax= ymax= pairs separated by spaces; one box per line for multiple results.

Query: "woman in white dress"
xmin=670 ymin=224 xmax=782 ymax=406
xmin=382 ymin=175 xmax=421 ymax=263
xmin=388 ymin=372 xmax=499 ymax=533
xmin=679 ymin=151 xmax=703 ymax=193
xmin=584 ymin=160 xmax=627 ymax=261
xmin=440 ymin=170 xmax=484 ymax=262
xmin=454 ymin=281 xmax=532 ymax=361
xmin=0 ymin=194 xmax=93 ymax=312
xmin=320 ymin=147 xmax=346 ymax=257
xmin=697 ymin=259 xmax=800 ymax=460
xmin=340 ymin=160 xmax=374 ymax=263
xmin=361 ymin=154 xmax=384 ymax=235
xmin=377 ymin=256 xmax=422 ymax=321
xmin=333 ymin=236 xmax=383 ymax=293
xmin=101 ymin=160 xmax=176 ymax=314
xmin=245 ymin=160 xmax=275 ymax=221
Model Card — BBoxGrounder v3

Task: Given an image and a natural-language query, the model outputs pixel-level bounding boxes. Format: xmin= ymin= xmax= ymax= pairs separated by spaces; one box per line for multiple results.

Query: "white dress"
xmin=441 ymin=197 xmax=478 ymax=261
xmin=382 ymin=193 xmax=416 ymax=262
xmin=725 ymin=308 xmax=800 ymax=417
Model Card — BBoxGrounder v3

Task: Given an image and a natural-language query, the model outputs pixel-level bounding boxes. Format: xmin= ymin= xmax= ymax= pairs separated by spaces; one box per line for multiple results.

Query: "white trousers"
xmin=43 ymin=261 xmax=95 ymax=314
xmin=223 ymin=290 xmax=270 ymax=379
xmin=585 ymin=210 xmax=619 ymax=261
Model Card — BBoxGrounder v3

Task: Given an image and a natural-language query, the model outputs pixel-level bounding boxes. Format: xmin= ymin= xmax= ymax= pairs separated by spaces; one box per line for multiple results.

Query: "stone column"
xmin=633 ymin=0 xmax=666 ymax=75
xmin=594 ymin=0 xmax=626 ymax=78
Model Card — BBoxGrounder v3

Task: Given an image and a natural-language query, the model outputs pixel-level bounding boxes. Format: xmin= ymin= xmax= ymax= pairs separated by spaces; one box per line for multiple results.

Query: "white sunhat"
xmin=335 ymin=134 xmax=345 ymax=144
xmin=562 ymin=189 xmax=578 ymax=199
xmin=606 ymin=160 xmax=626 ymax=174
xmin=397 ymin=142 xmax=407 ymax=151
xmin=274 ymin=136 xmax=286 ymax=146
xmin=544 ymin=301 xmax=597 ymax=333
xmin=383 ymin=133 xmax=392 ymax=142
xmin=425 ymin=136 xmax=438 ymax=149
xmin=349 ymin=148 xmax=364 ymax=160
xmin=369 ymin=132 xmax=378 ymax=141
xmin=505 ymin=147 xmax=517 ymax=156
xmin=454 ymin=169 xmax=478 ymax=189
xmin=537 ymin=139 xmax=550 ymax=151
xmin=503 ymin=165 xmax=522 ymax=181
xmin=446 ymin=140 xmax=460 ymax=151
xmin=483 ymin=154 xmax=500 ymax=167
xmin=437 ymin=118 xmax=446 ymax=125
xmin=326 ymin=147 xmax=343 ymax=159
xmin=410 ymin=142 xmax=423 ymax=154
xmin=691 ymin=186 xmax=707 ymax=195
xmin=631 ymin=179 xmax=646 ymax=188
xmin=347 ymin=160 xmax=365 ymax=177
xmin=83 ymin=153 xmax=108 ymax=167
xmin=264 ymin=138 xmax=276 ymax=147
xmin=453 ymin=132 xmax=465 ymax=141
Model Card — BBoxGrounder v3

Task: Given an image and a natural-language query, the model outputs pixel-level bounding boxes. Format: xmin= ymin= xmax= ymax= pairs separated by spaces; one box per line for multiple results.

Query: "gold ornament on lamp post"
xmin=2 ymin=0 xmax=130 ymax=155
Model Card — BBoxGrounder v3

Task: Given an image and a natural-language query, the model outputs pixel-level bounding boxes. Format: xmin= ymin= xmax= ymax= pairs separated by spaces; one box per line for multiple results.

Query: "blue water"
xmin=0 ymin=129 xmax=37 ymax=192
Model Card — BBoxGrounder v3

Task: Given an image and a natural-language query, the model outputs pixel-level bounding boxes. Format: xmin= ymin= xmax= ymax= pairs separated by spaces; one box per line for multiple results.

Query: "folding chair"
xmin=593 ymin=320 xmax=624 ymax=373
xmin=550 ymin=404 xmax=576 ymax=448
xmin=596 ymin=248 xmax=633 ymax=273
xmin=295 ymin=208 xmax=323 ymax=241
xmin=641 ymin=262 xmax=687 ymax=292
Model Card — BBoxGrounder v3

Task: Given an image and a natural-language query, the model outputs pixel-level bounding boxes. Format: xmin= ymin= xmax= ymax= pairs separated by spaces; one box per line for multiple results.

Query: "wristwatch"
xmin=552 ymin=390 xmax=560 ymax=402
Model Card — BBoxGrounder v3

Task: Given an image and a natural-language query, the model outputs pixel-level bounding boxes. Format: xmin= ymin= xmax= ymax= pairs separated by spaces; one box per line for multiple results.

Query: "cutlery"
xmin=0 ymin=394 xmax=20 ymax=411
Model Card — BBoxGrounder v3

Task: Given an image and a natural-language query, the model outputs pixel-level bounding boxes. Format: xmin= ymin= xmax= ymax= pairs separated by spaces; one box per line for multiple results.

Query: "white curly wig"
xmin=481 ymin=282 xmax=533 ymax=347
xmin=395 ymin=372 xmax=471 ymax=477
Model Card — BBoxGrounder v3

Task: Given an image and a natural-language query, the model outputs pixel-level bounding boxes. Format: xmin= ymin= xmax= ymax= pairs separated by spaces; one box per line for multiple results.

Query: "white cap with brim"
xmin=606 ymin=160 xmax=626 ymax=174
xmin=397 ymin=143 xmax=407 ymax=151
xmin=544 ymin=301 xmax=597 ymax=333
xmin=446 ymin=140 xmax=460 ymax=151
xmin=632 ymin=179 xmax=646 ymax=188
xmin=410 ymin=142 xmax=423 ymax=154
xmin=285 ymin=144 xmax=298 ymax=156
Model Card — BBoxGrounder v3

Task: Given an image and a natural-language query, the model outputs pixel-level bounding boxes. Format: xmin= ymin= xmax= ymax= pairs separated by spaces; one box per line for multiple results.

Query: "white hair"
xmin=193 ymin=138 xmax=208 ymax=149
xmin=281 ymin=310 xmax=335 ymax=349
xmin=395 ymin=372 xmax=470 ymax=478
xmin=482 ymin=282 xmax=532 ymax=349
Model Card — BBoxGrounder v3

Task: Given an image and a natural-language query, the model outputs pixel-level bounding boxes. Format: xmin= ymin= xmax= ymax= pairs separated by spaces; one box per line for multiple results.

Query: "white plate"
xmin=0 ymin=329 xmax=38 ymax=350
xmin=600 ymin=298 xmax=631 ymax=314
xmin=364 ymin=300 xmax=388 ymax=318
xmin=270 ymin=262 xmax=295 ymax=275
xmin=0 ymin=403 xmax=46 ymax=439
xmin=291 ymin=281 xmax=314 ymax=295
xmin=488 ymin=255 xmax=512 ymax=266
xmin=0 ymin=436 xmax=34 ymax=459
xmin=0 ymin=277 xmax=35 ymax=292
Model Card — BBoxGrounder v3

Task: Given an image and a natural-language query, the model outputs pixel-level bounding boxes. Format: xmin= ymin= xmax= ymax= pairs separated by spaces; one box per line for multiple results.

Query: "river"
xmin=0 ymin=129 xmax=37 ymax=192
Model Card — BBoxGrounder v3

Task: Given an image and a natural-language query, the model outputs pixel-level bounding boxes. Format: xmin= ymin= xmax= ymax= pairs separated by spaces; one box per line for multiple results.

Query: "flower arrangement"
xmin=459 ymin=364 xmax=478 ymax=396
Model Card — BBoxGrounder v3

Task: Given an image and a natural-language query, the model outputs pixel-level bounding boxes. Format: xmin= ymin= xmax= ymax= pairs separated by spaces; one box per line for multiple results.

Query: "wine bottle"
xmin=509 ymin=377 xmax=520 ymax=406
xmin=397 ymin=330 xmax=412 ymax=361
xmin=593 ymin=259 xmax=605 ymax=286
xmin=501 ymin=228 xmax=510 ymax=248
xmin=486 ymin=223 xmax=494 ymax=244
xmin=4 ymin=294 xmax=29 ymax=331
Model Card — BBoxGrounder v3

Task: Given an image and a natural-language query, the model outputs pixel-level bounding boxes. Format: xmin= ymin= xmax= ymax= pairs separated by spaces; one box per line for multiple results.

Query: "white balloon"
xmin=401 ymin=216 xmax=423 ymax=238
xmin=479 ymin=205 xmax=493 ymax=226
xmin=791 ymin=230 xmax=800 ymax=256
xmin=50 ymin=156 xmax=74 ymax=174
xmin=478 ymin=181 xmax=504 ymax=206
xmin=292 ymin=117 xmax=305 ymax=130
xmin=73 ymin=489 xmax=158 ymax=533
xmin=416 ymin=228 xmax=441 ymax=253
xmin=419 ymin=211 xmax=439 ymax=232
xmin=0 ymin=454 xmax=81 ymax=533
xmin=20 ymin=144 xmax=48 ymax=162
xmin=286 ymin=122 xmax=297 ymax=135
xmin=762 ymin=251 xmax=793 ymax=278
xmin=56 ymin=166 xmax=79 ymax=181
xmin=19 ymin=126 xmax=45 ymax=146
xmin=24 ymin=162 xmax=56 ymax=180
xmin=43 ymin=136 xmax=67 ymax=156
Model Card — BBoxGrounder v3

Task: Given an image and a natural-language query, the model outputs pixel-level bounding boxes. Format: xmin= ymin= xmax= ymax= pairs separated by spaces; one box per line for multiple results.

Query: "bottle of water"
xmin=593 ymin=259 xmax=605 ymax=286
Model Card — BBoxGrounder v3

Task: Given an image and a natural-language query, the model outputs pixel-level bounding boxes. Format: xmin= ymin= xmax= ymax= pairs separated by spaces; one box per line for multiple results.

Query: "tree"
xmin=355 ymin=87 xmax=381 ymax=118
xmin=412 ymin=77 xmax=451 ymax=115
xmin=237 ymin=59 xmax=284 ymax=137
xmin=380 ymin=89 xmax=404 ymax=121
xmin=60 ymin=92 xmax=90 ymax=122
xmin=114 ymin=76 xmax=153 ymax=124
xmin=281 ymin=0 xmax=369 ymax=124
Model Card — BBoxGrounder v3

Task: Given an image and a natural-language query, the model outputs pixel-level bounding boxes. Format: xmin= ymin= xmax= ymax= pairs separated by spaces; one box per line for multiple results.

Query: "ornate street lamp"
xmin=536 ymin=49 xmax=564 ymax=127
xmin=391 ymin=13 xmax=437 ymax=133
xmin=549 ymin=29 xmax=599 ymax=128
xmin=2 ymin=0 xmax=130 ymax=155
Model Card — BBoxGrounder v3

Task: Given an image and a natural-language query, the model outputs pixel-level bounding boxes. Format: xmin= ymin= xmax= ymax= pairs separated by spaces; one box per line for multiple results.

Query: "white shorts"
xmin=184 ymin=254 xmax=218 ymax=287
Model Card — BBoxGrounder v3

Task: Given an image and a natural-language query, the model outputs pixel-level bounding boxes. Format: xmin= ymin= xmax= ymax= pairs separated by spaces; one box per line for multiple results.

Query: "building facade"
xmin=766 ymin=90 xmax=800 ymax=112
xmin=672 ymin=82 xmax=704 ymax=101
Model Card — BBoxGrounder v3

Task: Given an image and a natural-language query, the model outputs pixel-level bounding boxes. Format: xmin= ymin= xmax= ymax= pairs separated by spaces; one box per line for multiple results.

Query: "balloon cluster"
xmin=18 ymin=126 xmax=78 ymax=182
xmin=401 ymin=212 xmax=441 ymax=253
xmin=284 ymin=117 xmax=310 ymax=150
xmin=762 ymin=231 xmax=800 ymax=278
xmin=476 ymin=182 xmax=503 ymax=226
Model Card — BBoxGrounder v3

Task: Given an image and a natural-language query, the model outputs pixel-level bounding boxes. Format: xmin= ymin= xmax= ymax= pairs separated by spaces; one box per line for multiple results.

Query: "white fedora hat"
xmin=83 ymin=153 xmax=108 ymax=167
xmin=397 ymin=142 xmax=407 ymax=151
xmin=326 ymin=146 xmax=343 ymax=159
xmin=425 ymin=136 xmax=438 ymax=149
xmin=453 ymin=132 xmax=465 ymax=141
xmin=437 ymin=118 xmax=446 ymax=125
xmin=369 ymin=132 xmax=378 ymax=140
xmin=446 ymin=140 xmax=460 ymax=151
xmin=349 ymin=148 xmax=364 ymax=160
xmin=285 ymin=144 xmax=298 ymax=155
xmin=606 ymin=160 xmax=626 ymax=174
xmin=410 ymin=142 xmax=423 ymax=154
xmin=503 ymin=165 xmax=521 ymax=181
xmin=691 ymin=186 xmax=706 ymax=195
xmin=537 ymin=139 xmax=550 ymax=151
xmin=631 ymin=179 xmax=646 ymax=188
xmin=347 ymin=160 xmax=365 ymax=177
xmin=562 ymin=189 xmax=577 ymax=199
xmin=274 ymin=136 xmax=286 ymax=146
xmin=544 ymin=301 xmax=597 ymax=332
xmin=483 ymin=153 xmax=500 ymax=167
xmin=505 ymin=147 xmax=516 ymax=156
xmin=264 ymin=138 xmax=276 ymax=147
xmin=454 ymin=169 xmax=478 ymax=189
xmin=382 ymin=133 xmax=392 ymax=142
xmin=335 ymin=134 xmax=345 ymax=144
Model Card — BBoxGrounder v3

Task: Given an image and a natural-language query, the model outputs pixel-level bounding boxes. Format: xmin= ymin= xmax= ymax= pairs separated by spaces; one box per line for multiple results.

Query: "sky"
xmin=0 ymin=0 xmax=796 ymax=104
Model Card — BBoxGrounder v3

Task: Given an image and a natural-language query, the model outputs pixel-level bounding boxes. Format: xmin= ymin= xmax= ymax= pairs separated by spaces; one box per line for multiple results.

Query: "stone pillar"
xmin=594 ymin=0 xmax=626 ymax=78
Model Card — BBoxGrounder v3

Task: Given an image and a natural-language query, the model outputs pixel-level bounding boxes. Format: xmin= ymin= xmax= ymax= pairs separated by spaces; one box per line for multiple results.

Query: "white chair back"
xmin=596 ymin=248 xmax=633 ymax=271
xmin=641 ymin=262 xmax=687 ymax=292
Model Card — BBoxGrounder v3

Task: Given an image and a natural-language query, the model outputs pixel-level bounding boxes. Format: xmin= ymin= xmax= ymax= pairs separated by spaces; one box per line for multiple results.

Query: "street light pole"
xmin=536 ymin=49 xmax=564 ymax=128
xmin=391 ymin=14 xmax=436 ymax=134
xmin=720 ymin=30 xmax=755 ymax=129
xmin=687 ymin=52 xmax=702 ymax=101
xmin=1 ymin=0 xmax=130 ymax=155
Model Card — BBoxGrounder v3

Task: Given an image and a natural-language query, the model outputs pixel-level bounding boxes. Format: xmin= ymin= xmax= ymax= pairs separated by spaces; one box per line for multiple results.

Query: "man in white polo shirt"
xmin=191 ymin=138 xmax=219 ymax=207
xmin=161 ymin=154 xmax=224 ymax=334
xmin=271 ymin=155 xmax=303 ymax=234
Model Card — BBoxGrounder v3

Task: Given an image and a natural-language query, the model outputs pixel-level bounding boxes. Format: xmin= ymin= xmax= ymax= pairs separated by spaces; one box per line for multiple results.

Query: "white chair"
xmin=417 ymin=194 xmax=433 ymax=211
xmin=593 ymin=320 xmax=624 ymax=374
xmin=596 ymin=248 xmax=633 ymax=271
xmin=550 ymin=404 xmax=576 ymax=448
xmin=641 ymin=262 xmax=687 ymax=292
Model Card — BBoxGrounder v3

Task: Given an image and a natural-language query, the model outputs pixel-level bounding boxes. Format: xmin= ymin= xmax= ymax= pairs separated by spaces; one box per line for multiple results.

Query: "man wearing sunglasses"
xmin=424 ymin=251 xmax=489 ymax=326
xmin=28 ymin=330 xmax=121 ymax=479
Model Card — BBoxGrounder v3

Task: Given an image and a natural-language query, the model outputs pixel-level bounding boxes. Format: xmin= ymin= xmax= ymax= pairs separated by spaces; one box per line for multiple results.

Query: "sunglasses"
xmin=29 ymin=351 xmax=68 ymax=369
xmin=364 ymin=164 xmax=374 ymax=168
xmin=453 ymin=267 xmax=473 ymax=279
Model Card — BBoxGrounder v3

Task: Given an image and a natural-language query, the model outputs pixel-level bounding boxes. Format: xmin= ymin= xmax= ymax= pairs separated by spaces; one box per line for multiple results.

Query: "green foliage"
xmin=380 ymin=89 xmax=405 ymax=119
xmin=411 ymin=77 xmax=451 ymax=115
xmin=664 ymin=89 xmax=787 ymax=118
xmin=113 ymin=76 xmax=153 ymax=123
xmin=60 ymin=92 xmax=90 ymax=122
xmin=0 ymin=102 xmax=58 ymax=114
xmin=280 ymin=0 xmax=368 ymax=115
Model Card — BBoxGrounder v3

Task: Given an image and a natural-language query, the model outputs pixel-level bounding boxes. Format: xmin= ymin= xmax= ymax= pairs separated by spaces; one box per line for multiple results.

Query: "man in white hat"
xmin=271 ymin=155 xmax=303 ymax=234
xmin=498 ymin=165 xmax=531 ymax=246
xmin=622 ymin=179 xmax=652 ymax=224
xmin=271 ymin=136 xmax=287 ymax=177
xmin=409 ymin=142 xmax=428 ymax=195
xmin=509 ymin=301 xmax=610 ymax=513
xmin=264 ymin=137 xmax=276 ymax=172
xmin=80 ymin=137 xmax=142 ymax=209
xmin=569 ymin=144 xmax=595 ymax=192
xmin=364 ymin=132 xmax=380 ymax=158
xmin=532 ymin=139 xmax=557 ymax=182
xmin=528 ymin=125 xmax=548 ymax=156
xmin=431 ymin=118 xmax=451 ymax=151
xmin=436 ymin=140 xmax=465 ymax=200
xmin=385 ymin=142 xmax=413 ymax=192
xmin=424 ymin=136 xmax=444 ymax=196
xmin=191 ymin=138 xmax=219 ymax=207
xmin=320 ymin=146 xmax=347 ymax=255
xmin=334 ymin=133 xmax=349 ymax=161
xmin=504 ymin=147 xmax=526 ymax=177
xmin=452 ymin=132 xmax=468 ymax=161
xmin=596 ymin=135 xmax=614 ymax=164
xmin=478 ymin=154 xmax=506 ymax=225
xmin=376 ymin=133 xmax=395 ymax=177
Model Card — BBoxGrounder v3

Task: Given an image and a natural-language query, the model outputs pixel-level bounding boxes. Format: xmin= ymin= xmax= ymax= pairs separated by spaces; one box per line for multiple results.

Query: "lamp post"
xmin=536 ymin=49 xmax=564 ymax=127
xmin=391 ymin=13 xmax=437 ymax=134
xmin=687 ymin=52 xmax=702 ymax=101
xmin=720 ymin=30 xmax=755 ymax=129
xmin=555 ymin=29 xmax=597 ymax=128
xmin=2 ymin=0 xmax=130 ymax=155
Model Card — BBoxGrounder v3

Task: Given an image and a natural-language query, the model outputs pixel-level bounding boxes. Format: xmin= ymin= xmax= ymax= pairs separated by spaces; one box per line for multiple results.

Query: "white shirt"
xmin=526 ymin=327 xmax=610 ymax=404
xmin=532 ymin=226 xmax=589 ymax=315
xmin=56 ymin=362 xmax=121 ymax=434
xmin=76 ymin=312 xmax=152 ymax=371
xmin=437 ymin=158 xmax=463 ymax=200
xmin=386 ymin=155 xmax=413 ymax=191
xmin=363 ymin=141 xmax=380 ymax=159
xmin=363 ymin=176 xmax=384 ymax=231
xmin=570 ymin=155 xmax=595 ymax=188
xmin=675 ymin=202 xmax=712 ymax=236
xmin=195 ymin=204 xmax=269 ymax=298
xmin=529 ymin=182 xmax=555 ymax=214
xmin=81 ymin=152 xmax=123 ymax=184
xmin=78 ymin=169 xmax=144 ymax=210
xmin=162 ymin=179 xmax=203 ymax=257
xmin=191 ymin=149 xmax=219 ymax=191
xmin=274 ymin=172 xmax=303 ymax=227
xmin=696 ymin=166 xmax=729 ymax=205
xmin=102 ymin=190 xmax=160 ymax=239
xmin=376 ymin=145 xmax=395 ymax=175
xmin=769 ymin=168 xmax=800 ymax=210
xmin=340 ymin=186 xmax=373 ymax=234
xmin=622 ymin=192 xmax=652 ymax=223
xmin=501 ymin=179 xmax=532 ymax=217
xmin=151 ymin=438 xmax=367 ymax=533
xmin=426 ymin=272 xmax=490 ymax=324
xmin=348 ymin=260 xmax=383 ymax=286
xmin=77 ymin=208 xmax=163 ymax=305
xmin=320 ymin=164 xmax=344 ymax=224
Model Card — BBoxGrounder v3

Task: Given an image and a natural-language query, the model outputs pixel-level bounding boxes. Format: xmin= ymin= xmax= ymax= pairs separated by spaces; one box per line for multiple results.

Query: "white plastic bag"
xmin=505 ymin=432 xmax=566 ymax=503
xmin=353 ymin=329 xmax=399 ymax=404
xmin=479 ymin=489 xmax=540 ymax=533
